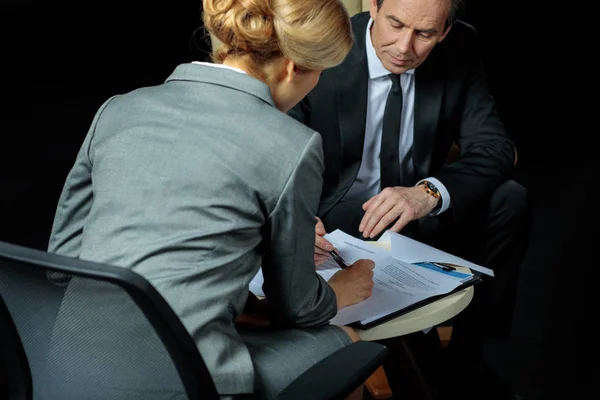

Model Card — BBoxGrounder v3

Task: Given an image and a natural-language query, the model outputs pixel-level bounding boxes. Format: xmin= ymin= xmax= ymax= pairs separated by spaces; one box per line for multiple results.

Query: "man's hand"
xmin=328 ymin=259 xmax=375 ymax=309
xmin=314 ymin=216 xmax=335 ymax=265
xmin=359 ymin=186 xmax=438 ymax=239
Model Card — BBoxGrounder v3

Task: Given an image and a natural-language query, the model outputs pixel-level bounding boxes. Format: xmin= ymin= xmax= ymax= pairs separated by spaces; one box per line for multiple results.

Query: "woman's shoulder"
xmin=258 ymin=107 xmax=322 ymax=158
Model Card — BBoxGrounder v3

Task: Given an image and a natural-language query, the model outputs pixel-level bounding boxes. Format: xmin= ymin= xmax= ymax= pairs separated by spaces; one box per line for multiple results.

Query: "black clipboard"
xmin=349 ymin=268 xmax=484 ymax=330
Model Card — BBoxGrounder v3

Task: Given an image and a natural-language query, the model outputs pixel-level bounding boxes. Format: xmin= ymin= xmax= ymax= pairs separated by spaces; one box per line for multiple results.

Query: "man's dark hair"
xmin=376 ymin=0 xmax=464 ymax=28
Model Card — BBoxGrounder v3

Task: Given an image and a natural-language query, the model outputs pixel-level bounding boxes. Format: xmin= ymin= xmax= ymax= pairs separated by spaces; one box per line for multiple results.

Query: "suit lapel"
xmin=413 ymin=47 xmax=445 ymax=178
xmin=337 ymin=62 xmax=369 ymax=162
xmin=337 ymin=13 xmax=370 ymax=165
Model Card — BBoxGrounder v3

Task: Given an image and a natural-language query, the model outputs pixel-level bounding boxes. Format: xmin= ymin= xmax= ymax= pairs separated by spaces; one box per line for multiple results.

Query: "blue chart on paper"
xmin=412 ymin=262 xmax=473 ymax=282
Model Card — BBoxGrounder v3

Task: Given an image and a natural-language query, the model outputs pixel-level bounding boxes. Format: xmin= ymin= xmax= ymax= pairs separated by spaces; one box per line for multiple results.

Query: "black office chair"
xmin=0 ymin=241 xmax=387 ymax=400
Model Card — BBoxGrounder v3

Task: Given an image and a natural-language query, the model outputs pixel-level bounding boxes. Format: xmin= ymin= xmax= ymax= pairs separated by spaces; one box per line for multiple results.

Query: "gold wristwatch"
xmin=419 ymin=180 xmax=442 ymax=213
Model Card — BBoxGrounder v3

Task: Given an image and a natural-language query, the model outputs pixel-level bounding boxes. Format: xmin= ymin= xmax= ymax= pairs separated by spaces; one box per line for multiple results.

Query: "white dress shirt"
xmin=342 ymin=19 xmax=450 ymax=215
xmin=192 ymin=61 xmax=247 ymax=75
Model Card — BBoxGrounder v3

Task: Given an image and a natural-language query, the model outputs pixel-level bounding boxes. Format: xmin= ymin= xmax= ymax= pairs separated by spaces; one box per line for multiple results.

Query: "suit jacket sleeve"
xmin=47 ymin=97 xmax=115 ymax=257
xmin=432 ymin=29 xmax=516 ymax=211
xmin=261 ymin=132 xmax=338 ymax=328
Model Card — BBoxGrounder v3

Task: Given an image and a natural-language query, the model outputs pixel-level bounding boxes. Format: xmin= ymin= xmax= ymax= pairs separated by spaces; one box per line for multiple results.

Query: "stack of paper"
xmin=249 ymin=229 xmax=487 ymax=327
xmin=388 ymin=231 xmax=493 ymax=276
xmin=320 ymin=230 xmax=470 ymax=325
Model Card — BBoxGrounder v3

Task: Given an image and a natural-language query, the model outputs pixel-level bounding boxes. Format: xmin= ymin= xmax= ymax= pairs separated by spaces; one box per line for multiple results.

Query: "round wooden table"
xmin=353 ymin=240 xmax=475 ymax=399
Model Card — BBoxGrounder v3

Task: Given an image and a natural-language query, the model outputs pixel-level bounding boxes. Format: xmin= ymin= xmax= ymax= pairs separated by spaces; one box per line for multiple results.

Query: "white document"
xmin=248 ymin=229 xmax=475 ymax=326
xmin=249 ymin=229 xmax=392 ymax=297
xmin=317 ymin=229 xmax=391 ymax=270
xmin=389 ymin=231 xmax=494 ymax=276
xmin=248 ymin=270 xmax=265 ymax=297
xmin=321 ymin=231 xmax=462 ymax=325
xmin=330 ymin=255 xmax=462 ymax=325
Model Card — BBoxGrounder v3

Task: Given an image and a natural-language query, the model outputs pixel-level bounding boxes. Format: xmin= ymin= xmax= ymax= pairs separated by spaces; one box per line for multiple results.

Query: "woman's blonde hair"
xmin=203 ymin=0 xmax=353 ymax=78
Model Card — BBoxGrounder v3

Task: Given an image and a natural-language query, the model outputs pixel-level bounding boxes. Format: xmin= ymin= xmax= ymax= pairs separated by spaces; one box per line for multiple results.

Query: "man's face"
xmin=369 ymin=0 xmax=452 ymax=74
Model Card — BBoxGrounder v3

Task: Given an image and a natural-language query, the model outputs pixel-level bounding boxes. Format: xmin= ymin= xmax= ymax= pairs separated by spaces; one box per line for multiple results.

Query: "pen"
xmin=329 ymin=249 xmax=349 ymax=269
xmin=430 ymin=262 xmax=456 ymax=272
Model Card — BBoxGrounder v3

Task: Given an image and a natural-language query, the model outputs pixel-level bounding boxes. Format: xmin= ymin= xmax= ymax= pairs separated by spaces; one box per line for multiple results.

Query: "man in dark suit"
xmin=289 ymin=0 xmax=531 ymax=396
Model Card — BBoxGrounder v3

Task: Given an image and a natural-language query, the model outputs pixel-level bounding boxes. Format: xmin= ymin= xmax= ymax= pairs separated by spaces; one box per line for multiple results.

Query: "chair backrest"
xmin=0 ymin=241 xmax=218 ymax=400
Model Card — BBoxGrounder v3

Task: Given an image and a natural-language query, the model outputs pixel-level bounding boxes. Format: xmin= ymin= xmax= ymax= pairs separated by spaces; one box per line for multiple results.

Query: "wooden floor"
xmin=437 ymin=325 xmax=453 ymax=348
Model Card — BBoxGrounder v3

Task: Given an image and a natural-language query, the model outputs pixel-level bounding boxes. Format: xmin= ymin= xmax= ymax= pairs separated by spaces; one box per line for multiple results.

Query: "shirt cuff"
xmin=416 ymin=177 xmax=451 ymax=216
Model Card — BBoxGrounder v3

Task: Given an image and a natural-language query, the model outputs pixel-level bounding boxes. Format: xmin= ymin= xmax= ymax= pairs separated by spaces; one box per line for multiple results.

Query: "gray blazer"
xmin=48 ymin=63 xmax=337 ymax=395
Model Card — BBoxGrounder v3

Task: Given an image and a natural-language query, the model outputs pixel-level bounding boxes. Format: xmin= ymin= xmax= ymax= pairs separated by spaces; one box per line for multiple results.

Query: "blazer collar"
xmin=165 ymin=63 xmax=275 ymax=107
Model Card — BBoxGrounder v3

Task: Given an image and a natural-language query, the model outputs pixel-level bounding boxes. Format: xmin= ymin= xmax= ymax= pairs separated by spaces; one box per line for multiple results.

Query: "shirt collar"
xmin=365 ymin=18 xmax=415 ymax=80
xmin=192 ymin=61 xmax=247 ymax=75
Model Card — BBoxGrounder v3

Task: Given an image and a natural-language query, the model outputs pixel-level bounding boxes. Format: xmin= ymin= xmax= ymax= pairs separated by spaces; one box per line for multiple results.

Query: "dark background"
xmin=0 ymin=1 xmax=591 ymax=399
xmin=1 ymin=1 xmax=212 ymax=249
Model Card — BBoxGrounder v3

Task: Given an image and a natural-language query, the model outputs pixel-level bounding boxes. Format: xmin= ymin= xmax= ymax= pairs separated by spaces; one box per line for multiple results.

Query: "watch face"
xmin=425 ymin=181 xmax=441 ymax=198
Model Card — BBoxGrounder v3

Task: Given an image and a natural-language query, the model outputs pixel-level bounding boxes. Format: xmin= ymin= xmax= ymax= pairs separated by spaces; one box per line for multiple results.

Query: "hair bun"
xmin=204 ymin=0 xmax=279 ymax=56
xmin=203 ymin=0 xmax=353 ymax=79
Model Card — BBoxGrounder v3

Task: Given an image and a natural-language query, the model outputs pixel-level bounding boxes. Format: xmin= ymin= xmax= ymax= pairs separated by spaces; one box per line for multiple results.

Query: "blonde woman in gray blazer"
xmin=47 ymin=1 xmax=375 ymax=399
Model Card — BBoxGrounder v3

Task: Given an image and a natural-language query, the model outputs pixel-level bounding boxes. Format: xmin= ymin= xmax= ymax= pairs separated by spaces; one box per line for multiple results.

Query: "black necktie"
xmin=380 ymin=73 xmax=403 ymax=189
